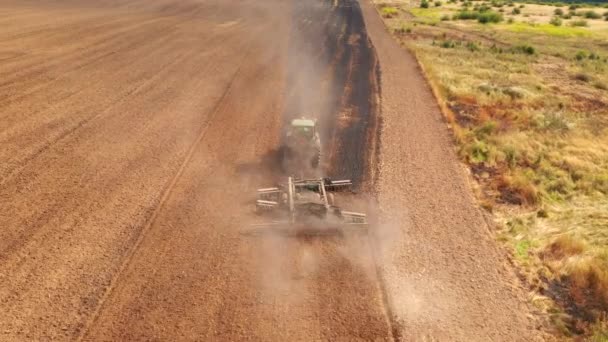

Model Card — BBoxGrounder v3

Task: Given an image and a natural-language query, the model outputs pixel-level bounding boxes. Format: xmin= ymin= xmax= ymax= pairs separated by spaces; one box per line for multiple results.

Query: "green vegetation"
xmin=583 ymin=10 xmax=602 ymax=19
xmin=381 ymin=6 xmax=399 ymax=18
xmin=570 ymin=19 xmax=589 ymax=26
xmin=504 ymin=22 xmax=591 ymax=37
xmin=512 ymin=44 xmax=536 ymax=54
xmin=409 ymin=7 xmax=444 ymax=22
xmin=453 ymin=9 xmax=504 ymax=23
xmin=550 ymin=16 xmax=563 ymax=25
xmin=376 ymin=0 xmax=608 ymax=338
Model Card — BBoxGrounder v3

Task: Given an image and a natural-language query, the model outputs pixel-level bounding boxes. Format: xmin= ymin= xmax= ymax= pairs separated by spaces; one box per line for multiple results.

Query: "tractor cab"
xmin=283 ymin=117 xmax=322 ymax=172
xmin=289 ymin=118 xmax=316 ymax=140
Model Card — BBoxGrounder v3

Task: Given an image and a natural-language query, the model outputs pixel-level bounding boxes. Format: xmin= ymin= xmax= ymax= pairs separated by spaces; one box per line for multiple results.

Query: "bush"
xmin=381 ymin=6 xmax=399 ymax=18
xmin=441 ymin=14 xmax=451 ymax=20
xmin=554 ymin=8 xmax=564 ymax=16
xmin=563 ymin=12 xmax=572 ymax=19
xmin=394 ymin=25 xmax=412 ymax=34
xmin=549 ymin=16 xmax=562 ymax=26
xmin=420 ymin=0 xmax=430 ymax=8
xmin=575 ymin=50 xmax=588 ymax=60
xmin=512 ymin=44 xmax=535 ymax=55
xmin=569 ymin=4 xmax=580 ymax=10
xmin=440 ymin=40 xmax=456 ymax=48
xmin=435 ymin=1 xmax=442 ymax=6
xmin=478 ymin=11 xmax=503 ymax=23
xmin=519 ymin=4 xmax=524 ymax=8
xmin=466 ymin=41 xmax=480 ymax=51
xmin=454 ymin=10 xmax=479 ymax=19
xmin=512 ymin=7 xmax=520 ymax=14
xmin=475 ymin=4 xmax=491 ymax=12
xmin=507 ymin=17 xmax=514 ymax=23
xmin=584 ymin=10 xmax=601 ymax=19
xmin=497 ymin=172 xmax=539 ymax=205
xmin=570 ymin=19 xmax=588 ymax=27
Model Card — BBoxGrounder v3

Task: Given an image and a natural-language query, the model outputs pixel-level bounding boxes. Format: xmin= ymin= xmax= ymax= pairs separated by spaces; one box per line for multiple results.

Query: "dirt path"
xmin=359 ymin=1 xmax=541 ymax=340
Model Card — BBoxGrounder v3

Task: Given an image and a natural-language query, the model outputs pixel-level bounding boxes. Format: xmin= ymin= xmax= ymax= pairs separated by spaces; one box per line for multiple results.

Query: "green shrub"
xmin=421 ymin=0 xmax=430 ymax=8
xmin=512 ymin=44 xmax=535 ymax=55
xmin=584 ymin=11 xmax=601 ymax=19
xmin=507 ymin=17 xmax=514 ymax=23
xmin=554 ymin=8 xmax=564 ymax=16
xmin=394 ymin=25 xmax=412 ymax=34
xmin=466 ymin=41 xmax=480 ymax=51
xmin=550 ymin=16 xmax=562 ymax=26
xmin=512 ymin=7 xmax=520 ymax=14
xmin=381 ymin=6 xmax=399 ymax=18
xmin=441 ymin=14 xmax=451 ymax=20
xmin=475 ymin=4 xmax=491 ymax=12
xmin=570 ymin=19 xmax=588 ymax=27
xmin=454 ymin=10 xmax=479 ymax=19
xmin=519 ymin=4 xmax=524 ymax=8
xmin=440 ymin=40 xmax=456 ymax=48
xmin=563 ymin=12 xmax=572 ymax=19
xmin=478 ymin=11 xmax=503 ymax=23
xmin=569 ymin=4 xmax=580 ymax=10
xmin=575 ymin=50 xmax=588 ymax=60
xmin=435 ymin=1 xmax=442 ymax=6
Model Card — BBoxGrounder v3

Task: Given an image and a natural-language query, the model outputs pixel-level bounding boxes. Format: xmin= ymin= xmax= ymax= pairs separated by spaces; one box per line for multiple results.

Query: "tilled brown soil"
xmin=0 ymin=0 xmax=540 ymax=340
xmin=0 ymin=0 xmax=391 ymax=340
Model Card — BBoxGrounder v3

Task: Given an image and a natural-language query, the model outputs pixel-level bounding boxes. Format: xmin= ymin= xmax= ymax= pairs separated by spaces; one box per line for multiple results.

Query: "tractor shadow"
xmin=241 ymin=224 xmax=368 ymax=241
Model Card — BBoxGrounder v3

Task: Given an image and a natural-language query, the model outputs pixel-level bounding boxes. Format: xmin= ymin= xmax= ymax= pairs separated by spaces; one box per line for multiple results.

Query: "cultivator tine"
xmin=256 ymin=199 xmax=278 ymax=210
xmin=257 ymin=187 xmax=281 ymax=201
xmin=324 ymin=179 xmax=353 ymax=192
xmin=253 ymin=176 xmax=367 ymax=229
xmin=341 ymin=211 xmax=367 ymax=225
xmin=249 ymin=221 xmax=289 ymax=228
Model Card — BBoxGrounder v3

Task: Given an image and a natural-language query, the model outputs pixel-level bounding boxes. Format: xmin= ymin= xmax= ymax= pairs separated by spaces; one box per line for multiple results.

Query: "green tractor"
xmin=283 ymin=118 xmax=321 ymax=173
